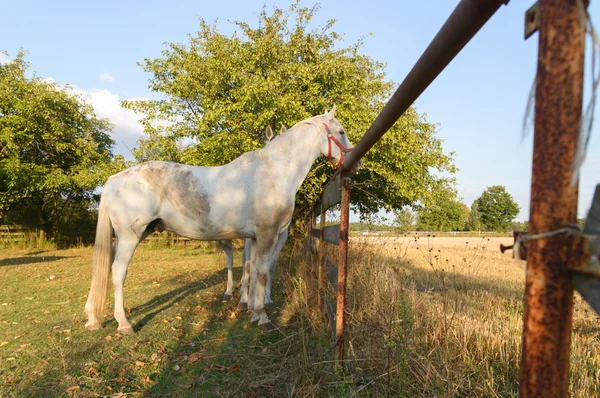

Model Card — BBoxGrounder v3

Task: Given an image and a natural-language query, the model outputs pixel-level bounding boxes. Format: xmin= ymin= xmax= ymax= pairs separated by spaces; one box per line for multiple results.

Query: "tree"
xmin=0 ymin=51 xmax=123 ymax=237
xmin=466 ymin=202 xmax=481 ymax=231
xmin=124 ymin=3 xmax=455 ymax=223
xmin=393 ymin=207 xmax=416 ymax=232
xmin=416 ymin=183 xmax=468 ymax=232
xmin=474 ymin=186 xmax=520 ymax=232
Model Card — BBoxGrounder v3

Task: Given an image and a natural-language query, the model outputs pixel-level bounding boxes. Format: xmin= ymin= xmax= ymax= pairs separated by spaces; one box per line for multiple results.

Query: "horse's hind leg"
xmin=217 ymin=240 xmax=234 ymax=300
xmin=112 ymin=235 xmax=139 ymax=334
xmin=238 ymin=238 xmax=252 ymax=310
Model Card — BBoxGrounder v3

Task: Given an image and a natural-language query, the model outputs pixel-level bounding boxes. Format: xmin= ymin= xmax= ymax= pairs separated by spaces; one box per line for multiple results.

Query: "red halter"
xmin=323 ymin=123 xmax=353 ymax=168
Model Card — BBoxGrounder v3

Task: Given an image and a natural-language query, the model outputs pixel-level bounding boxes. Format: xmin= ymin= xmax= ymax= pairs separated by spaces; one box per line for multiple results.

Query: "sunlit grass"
xmin=1 ymin=236 xmax=598 ymax=397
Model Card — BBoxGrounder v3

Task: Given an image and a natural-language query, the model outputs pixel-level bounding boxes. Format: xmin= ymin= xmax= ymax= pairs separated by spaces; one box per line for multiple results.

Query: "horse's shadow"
xmin=0 ymin=255 xmax=73 ymax=267
xmin=103 ymin=268 xmax=231 ymax=332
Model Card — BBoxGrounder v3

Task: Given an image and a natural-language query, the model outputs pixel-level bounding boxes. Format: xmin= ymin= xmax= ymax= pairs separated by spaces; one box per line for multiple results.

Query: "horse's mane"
xmin=289 ymin=115 xmax=326 ymax=132
xmin=233 ymin=115 xmax=326 ymax=163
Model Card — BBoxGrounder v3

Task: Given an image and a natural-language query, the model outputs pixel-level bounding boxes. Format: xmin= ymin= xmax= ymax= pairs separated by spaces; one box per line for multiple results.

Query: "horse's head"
xmin=319 ymin=105 xmax=360 ymax=170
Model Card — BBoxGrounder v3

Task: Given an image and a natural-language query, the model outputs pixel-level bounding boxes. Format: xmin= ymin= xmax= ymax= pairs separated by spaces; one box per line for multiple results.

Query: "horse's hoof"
xmin=117 ymin=326 xmax=135 ymax=335
xmin=85 ymin=321 xmax=102 ymax=331
xmin=264 ymin=302 xmax=276 ymax=311
xmin=258 ymin=321 xmax=277 ymax=332
xmin=238 ymin=302 xmax=248 ymax=311
xmin=222 ymin=293 xmax=233 ymax=301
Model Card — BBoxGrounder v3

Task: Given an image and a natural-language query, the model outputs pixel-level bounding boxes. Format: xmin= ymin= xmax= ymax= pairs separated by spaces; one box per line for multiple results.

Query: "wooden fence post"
xmin=336 ymin=174 xmax=351 ymax=363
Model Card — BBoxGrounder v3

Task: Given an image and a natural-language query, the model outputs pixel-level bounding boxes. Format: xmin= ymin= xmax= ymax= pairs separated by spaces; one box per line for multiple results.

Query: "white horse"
xmin=218 ymin=124 xmax=288 ymax=308
xmin=85 ymin=107 xmax=354 ymax=332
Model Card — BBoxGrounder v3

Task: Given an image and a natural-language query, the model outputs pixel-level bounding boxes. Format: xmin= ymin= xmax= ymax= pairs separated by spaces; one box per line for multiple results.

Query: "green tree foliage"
xmin=474 ymin=186 xmax=520 ymax=232
xmin=0 ymin=51 xmax=123 ymax=237
xmin=417 ymin=183 xmax=468 ymax=232
xmin=510 ymin=220 xmax=528 ymax=232
xmin=467 ymin=202 xmax=481 ymax=231
xmin=124 ymin=3 xmax=455 ymax=220
xmin=393 ymin=208 xmax=416 ymax=232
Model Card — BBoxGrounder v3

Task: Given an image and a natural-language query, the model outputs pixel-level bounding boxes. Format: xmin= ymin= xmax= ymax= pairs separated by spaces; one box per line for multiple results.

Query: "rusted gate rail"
xmin=304 ymin=0 xmax=600 ymax=395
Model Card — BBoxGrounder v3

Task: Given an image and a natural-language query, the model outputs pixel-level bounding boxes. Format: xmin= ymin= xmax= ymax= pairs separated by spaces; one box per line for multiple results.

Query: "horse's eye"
xmin=340 ymin=130 xmax=345 ymax=135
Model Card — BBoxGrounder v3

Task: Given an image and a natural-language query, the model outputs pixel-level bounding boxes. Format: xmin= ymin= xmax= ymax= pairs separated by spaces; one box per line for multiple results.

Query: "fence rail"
xmin=304 ymin=2 xmax=600 ymax=396
xmin=0 ymin=225 xmax=196 ymax=247
xmin=305 ymin=0 xmax=511 ymax=365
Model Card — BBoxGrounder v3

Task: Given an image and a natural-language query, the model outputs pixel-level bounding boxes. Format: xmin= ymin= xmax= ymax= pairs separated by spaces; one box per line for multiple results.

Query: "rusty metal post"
xmin=319 ymin=210 xmax=326 ymax=311
xmin=336 ymin=174 xmax=351 ymax=363
xmin=520 ymin=0 xmax=586 ymax=396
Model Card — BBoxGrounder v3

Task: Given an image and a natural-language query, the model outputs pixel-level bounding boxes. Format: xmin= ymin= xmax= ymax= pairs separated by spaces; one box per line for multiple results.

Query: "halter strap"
xmin=323 ymin=123 xmax=353 ymax=168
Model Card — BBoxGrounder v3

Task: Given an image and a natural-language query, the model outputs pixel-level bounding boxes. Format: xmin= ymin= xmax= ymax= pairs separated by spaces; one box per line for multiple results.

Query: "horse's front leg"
xmin=264 ymin=229 xmax=288 ymax=310
xmin=248 ymin=233 xmax=278 ymax=330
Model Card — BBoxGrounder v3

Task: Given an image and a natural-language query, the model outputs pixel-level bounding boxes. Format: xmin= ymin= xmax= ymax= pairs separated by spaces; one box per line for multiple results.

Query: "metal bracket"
xmin=569 ymin=185 xmax=600 ymax=316
xmin=500 ymin=231 xmax=528 ymax=260
xmin=525 ymin=2 xmax=539 ymax=40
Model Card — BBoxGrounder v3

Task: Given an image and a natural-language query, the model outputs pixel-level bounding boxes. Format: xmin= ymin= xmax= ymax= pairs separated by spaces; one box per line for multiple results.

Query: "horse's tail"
xmin=87 ymin=195 xmax=114 ymax=324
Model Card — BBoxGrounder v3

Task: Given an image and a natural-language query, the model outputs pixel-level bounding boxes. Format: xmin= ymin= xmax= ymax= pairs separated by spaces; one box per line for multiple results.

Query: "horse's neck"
xmin=266 ymin=123 xmax=323 ymax=192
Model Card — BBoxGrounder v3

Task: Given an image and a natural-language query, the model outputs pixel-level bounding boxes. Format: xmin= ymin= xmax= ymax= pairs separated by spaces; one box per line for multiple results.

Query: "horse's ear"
xmin=327 ymin=104 xmax=336 ymax=119
xmin=280 ymin=124 xmax=287 ymax=133
xmin=264 ymin=126 xmax=274 ymax=141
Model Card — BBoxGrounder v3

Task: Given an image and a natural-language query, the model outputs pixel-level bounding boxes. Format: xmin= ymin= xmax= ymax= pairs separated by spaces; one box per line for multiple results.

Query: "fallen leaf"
xmin=230 ymin=364 xmax=240 ymax=372
xmin=49 ymin=275 xmax=55 ymax=280
xmin=105 ymin=335 xmax=112 ymax=341
xmin=106 ymin=385 xmax=113 ymax=391
xmin=66 ymin=385 xmax=80 ymax=392
xmin=135 ymin=360 xmax=146 ymax=367
xmin=173 ymin=364 xmax=180 ymax=371
xmin=0 ymin=342 xmax=8 ymax=347
xmin=188 ymin=353 xmax=203 ymax=363
xmin=142 ymin=376 xmax=152 ymax=383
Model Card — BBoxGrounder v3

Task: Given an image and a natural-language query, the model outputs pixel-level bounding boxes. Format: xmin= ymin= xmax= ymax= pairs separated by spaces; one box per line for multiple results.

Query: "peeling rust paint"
xmin=520 ymin=0 xmax=586 ymax=396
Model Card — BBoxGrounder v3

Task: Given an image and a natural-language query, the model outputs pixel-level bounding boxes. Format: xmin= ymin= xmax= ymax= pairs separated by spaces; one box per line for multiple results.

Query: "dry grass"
xmin=1 ymin=236 xmax=598 ymax=397
xmin=279 ymin=235 xmax=600 ymax=397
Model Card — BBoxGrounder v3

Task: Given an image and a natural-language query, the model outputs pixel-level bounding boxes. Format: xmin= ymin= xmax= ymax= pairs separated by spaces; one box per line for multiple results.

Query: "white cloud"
xmin=0 ymin=53 xmax=11 ymax=65
xmin=99 ymin=72 xmax=114 ymax=83
xmin=66 ymin=86 xmax=148 ymax=159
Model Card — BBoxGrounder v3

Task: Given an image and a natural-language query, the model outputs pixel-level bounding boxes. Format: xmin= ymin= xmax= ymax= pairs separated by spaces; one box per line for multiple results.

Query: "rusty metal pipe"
xmin=319 ymin=211 xmax=326 ymax=312
xmin=519 ymin=0 xmax=586 ymax=396
xmin=336 ymin=174 xmax=351 ymax=363
xmin=341 ymin=0 xmax=508 ymax=172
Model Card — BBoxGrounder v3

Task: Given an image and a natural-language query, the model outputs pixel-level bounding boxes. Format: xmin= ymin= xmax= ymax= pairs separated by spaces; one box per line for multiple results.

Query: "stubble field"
xmin=0 ymin=235 xmax=598 ymax=397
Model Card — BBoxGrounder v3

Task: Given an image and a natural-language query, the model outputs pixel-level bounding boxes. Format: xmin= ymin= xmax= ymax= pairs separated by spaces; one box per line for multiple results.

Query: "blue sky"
xmin=1 ymin=0 xmax=599 ymax=221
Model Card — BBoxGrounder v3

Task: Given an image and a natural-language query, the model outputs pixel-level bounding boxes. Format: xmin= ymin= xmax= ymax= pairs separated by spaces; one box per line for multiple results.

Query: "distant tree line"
xmin=393 ymin=185 xmax=522 ymax=233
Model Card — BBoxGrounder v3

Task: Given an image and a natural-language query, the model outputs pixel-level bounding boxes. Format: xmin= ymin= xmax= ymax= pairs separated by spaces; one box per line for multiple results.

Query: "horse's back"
xmin=104 ymin=161 xmax=257 ymax=240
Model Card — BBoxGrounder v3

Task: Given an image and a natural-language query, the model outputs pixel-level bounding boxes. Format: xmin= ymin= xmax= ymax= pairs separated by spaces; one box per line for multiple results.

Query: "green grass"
xmin=2 ymin=238 xmax=599 ymax=397
xmin=0 ymin=244 xmax=297 ymax=397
